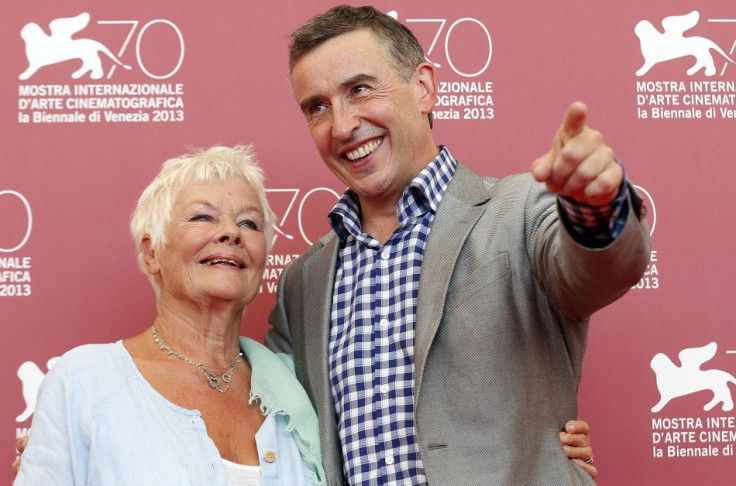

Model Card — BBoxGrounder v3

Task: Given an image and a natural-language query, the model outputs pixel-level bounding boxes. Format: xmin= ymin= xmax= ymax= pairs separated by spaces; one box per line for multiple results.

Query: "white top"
xmin=223 ymin=459 xmax=262 ymax=486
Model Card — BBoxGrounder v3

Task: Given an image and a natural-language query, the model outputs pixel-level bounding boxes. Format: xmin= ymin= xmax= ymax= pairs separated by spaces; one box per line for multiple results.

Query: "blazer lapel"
xmin=302 ymin=233 xmax=337 ymax=390
xmin=414 ymin=163 xmax=491 ymax=402
xmin=300 ymin=233 xmax=343 ymax=482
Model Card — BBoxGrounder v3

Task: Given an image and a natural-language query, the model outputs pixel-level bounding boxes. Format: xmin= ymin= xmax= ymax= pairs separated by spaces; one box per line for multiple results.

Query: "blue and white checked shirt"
xmin=327 ymin=146 xmax=627 ymax=486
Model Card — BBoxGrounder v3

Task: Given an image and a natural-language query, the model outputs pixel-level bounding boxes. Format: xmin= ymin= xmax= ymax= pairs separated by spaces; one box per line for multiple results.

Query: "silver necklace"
xmin=151 ymin=325 xmax=242 ymax=395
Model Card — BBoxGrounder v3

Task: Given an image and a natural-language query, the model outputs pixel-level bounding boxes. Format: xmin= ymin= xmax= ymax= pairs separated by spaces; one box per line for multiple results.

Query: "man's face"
xmin=291 ymin=29 xmax=437 ymax=207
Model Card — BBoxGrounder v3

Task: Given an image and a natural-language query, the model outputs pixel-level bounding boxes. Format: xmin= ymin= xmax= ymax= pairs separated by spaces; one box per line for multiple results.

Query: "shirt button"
xmin=264 ymin=450 xmax=276 ymax=463
xmin=379 ymin=318 xmax=389 ymax=330
xmin=381 ymin=251 xmax=390 ymax=260
xmin=380 ymin=384 xmax=390 ymax=395
xmin=385 ymin=456 xmax=395 ymax=465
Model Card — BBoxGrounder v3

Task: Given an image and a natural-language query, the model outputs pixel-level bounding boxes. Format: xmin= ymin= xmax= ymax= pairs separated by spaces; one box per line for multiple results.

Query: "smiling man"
xmin=266 ymin=4 xmax=650 ymax=486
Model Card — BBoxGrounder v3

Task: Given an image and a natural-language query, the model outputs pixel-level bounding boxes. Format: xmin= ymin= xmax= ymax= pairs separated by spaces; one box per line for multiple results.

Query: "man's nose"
xmin=331 ymin=102 xmax=359 ymax=140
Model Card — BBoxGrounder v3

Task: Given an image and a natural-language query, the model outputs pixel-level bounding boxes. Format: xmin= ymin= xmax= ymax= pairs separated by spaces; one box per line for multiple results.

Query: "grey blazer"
xmin=266 ymin=162 xmax=650 ymax=485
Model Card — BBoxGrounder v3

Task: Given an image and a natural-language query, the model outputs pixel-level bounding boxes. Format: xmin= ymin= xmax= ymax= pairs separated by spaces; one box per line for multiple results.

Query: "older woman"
xmin=15 ymin=146 xmax=324 ymax=486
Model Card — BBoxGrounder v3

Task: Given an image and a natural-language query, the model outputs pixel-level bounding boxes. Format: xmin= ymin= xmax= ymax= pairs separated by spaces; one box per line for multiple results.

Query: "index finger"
xmin=561 ymin=101 xmax=589 ymax=142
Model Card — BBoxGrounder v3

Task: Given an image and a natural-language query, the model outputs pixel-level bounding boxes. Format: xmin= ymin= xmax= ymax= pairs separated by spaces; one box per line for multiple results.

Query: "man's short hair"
xmin=288 ymin=5 xmax=426 ymax=82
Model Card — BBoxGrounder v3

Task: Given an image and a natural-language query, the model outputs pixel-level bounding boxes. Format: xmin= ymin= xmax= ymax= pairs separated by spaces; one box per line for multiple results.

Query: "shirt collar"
xmin=328 ymin=146 xmax=458 ymax=241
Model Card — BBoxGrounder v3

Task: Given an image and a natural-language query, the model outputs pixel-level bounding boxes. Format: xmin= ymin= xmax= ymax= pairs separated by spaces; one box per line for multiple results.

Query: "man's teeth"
xmin=346 ymin=139 xmax=380 ymax=161
xmin=202 ymin=258 xmax=243 ymax=268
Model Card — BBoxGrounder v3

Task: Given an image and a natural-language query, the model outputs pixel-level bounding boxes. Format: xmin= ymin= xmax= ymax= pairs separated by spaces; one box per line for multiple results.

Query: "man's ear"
xmin=141 ymin=235 xmax=161 ymax=276
xmin=414 ymin=62 xmax=438 ymax=116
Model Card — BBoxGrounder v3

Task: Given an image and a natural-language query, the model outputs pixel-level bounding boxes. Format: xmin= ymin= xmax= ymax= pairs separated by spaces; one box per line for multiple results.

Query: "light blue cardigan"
xmin=15 ymin=337 xmax=326 ymax=485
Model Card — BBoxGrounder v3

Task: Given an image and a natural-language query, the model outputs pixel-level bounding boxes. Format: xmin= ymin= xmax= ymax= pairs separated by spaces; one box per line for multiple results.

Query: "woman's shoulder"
xmin=43 ymin=341 xmax=130 ymax=391
xmin=54 ymin=341 xmax=122 ymax=369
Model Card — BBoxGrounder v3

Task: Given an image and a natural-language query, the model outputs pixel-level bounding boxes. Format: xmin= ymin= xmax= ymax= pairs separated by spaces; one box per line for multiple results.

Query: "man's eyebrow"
xmin=341 ymin=73 xmax=377 ymax=88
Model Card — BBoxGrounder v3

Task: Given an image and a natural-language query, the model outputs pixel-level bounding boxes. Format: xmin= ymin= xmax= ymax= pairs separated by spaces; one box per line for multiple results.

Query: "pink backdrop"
xmin=3 ymin=1 xmax=736 ymax=484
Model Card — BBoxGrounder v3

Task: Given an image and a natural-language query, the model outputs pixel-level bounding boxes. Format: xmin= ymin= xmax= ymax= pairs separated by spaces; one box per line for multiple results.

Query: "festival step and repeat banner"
xmin=2 ymin=0 xmax=735 ymax=484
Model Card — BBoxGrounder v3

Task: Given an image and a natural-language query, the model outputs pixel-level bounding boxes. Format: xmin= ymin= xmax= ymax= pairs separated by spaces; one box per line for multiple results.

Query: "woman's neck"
xmin=152 ymin=302 xmax=243 ymax=368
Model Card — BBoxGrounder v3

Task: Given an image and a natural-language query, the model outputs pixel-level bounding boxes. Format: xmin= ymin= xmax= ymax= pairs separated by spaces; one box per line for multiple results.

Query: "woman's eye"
xmin=239 ymin=220 xmax=259 ymax=231
xmin=190 ymin=214 xmax=212 ymax=222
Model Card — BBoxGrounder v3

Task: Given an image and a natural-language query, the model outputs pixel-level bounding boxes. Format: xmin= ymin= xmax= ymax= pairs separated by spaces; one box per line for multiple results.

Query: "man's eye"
xmin=352 ymin=85 xmax=369 ymax=95
xmin=308 ymin=103 xmax=328 ymax=115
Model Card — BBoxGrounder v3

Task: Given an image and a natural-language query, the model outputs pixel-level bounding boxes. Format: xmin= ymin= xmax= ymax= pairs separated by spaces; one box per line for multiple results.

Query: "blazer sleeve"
xmin=534 ymin=182 xmax=651 ymax=321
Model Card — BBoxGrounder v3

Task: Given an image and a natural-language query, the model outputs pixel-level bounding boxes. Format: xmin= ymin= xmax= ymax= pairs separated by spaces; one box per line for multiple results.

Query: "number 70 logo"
xmin=389 ymin=10 xmax=492 ymax=78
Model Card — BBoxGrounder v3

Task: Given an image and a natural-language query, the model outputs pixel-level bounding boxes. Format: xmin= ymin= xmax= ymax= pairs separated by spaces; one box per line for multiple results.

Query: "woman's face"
xmin=147 ymin=177 xmax=268 ymax=308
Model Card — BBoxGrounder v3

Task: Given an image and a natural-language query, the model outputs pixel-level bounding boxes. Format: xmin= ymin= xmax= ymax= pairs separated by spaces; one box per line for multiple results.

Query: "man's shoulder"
xmin=286 ymin=231 xmax=337 ymax=269
xmin=448 ymin=162 xmax=540 ymax=200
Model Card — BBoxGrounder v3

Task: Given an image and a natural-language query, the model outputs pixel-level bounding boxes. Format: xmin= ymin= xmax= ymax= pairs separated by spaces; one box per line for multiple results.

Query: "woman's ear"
xmin=141 ymin=236 xmax=161 ymax=275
